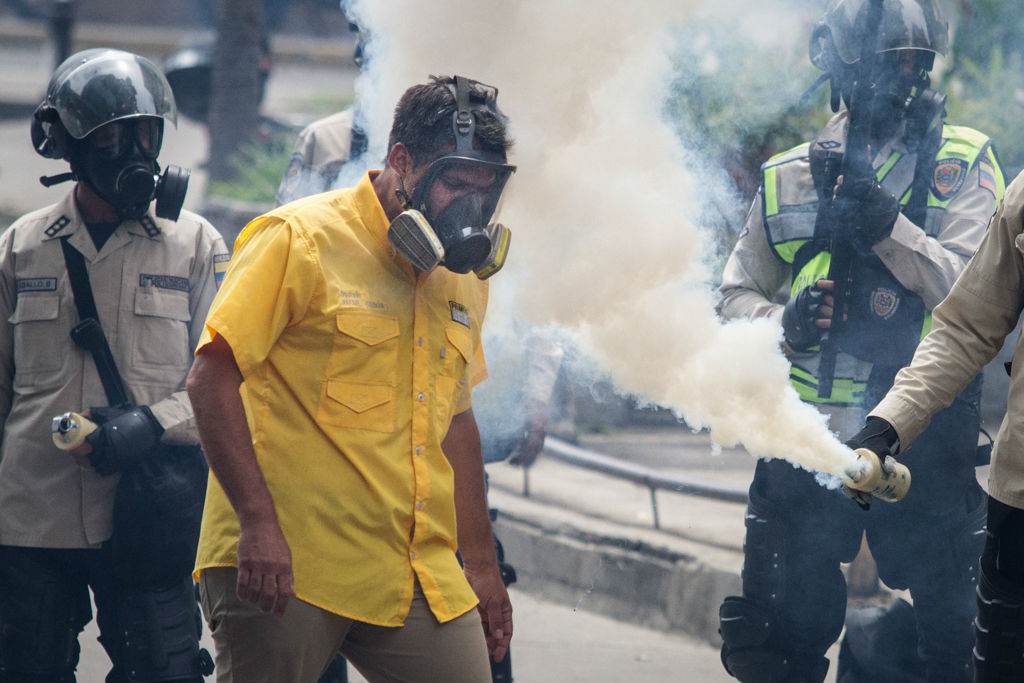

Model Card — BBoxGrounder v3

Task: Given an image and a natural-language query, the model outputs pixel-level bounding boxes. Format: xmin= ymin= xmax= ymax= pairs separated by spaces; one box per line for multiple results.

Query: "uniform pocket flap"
xmin=336 ymin=312 xmax=399 ymax=346
xmin=9 ymin=293 xmax=59 ymax=324
xmin=445 ymin=325 xmax=473 ymax=362
xmin=326 ymin=381 xmax=394 ymax=413
xmin=135 ymin=288 xmax=190 ymax=321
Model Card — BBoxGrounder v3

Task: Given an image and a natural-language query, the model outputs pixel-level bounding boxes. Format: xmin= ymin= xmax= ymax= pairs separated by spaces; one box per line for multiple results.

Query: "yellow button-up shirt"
xmin=194 ymin=172 xmax=489 ymax=626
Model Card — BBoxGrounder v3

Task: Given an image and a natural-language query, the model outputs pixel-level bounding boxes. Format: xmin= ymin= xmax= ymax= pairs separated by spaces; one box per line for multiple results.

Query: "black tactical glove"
xmin=835 ymin=175 xmax=900 ymax=247
xmin=843 ymin=416 xmax=901 ymax=510
xmin=85 ymin=405 xmax=164 ymax=476
xmin=782 ymin=284 xmax=826 ymax=351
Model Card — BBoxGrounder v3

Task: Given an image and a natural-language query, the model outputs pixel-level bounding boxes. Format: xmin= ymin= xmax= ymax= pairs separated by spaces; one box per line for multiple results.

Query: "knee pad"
xmin=719 ymin=596 xmax=829 ymax=683
xmin=112 ymin=578 xmax=213 ymax=682
xmin=973 ymin=503 xmax=1024 ymax=683
xmin=0 ymin=549 xmax=88 ymax=682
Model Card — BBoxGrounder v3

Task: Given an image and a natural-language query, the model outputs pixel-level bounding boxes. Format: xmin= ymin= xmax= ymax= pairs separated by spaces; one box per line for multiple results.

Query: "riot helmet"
xmin=31 ymin=48 xmax=190 ymax=221
xmin=809 ymin=0 xmax=948 ymax=138
xmin=387 ymin=76 xmax=516 ymax=278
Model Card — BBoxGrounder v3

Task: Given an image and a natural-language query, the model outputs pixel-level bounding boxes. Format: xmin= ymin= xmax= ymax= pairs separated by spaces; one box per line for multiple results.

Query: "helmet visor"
xmin=50 ymin=51 xmax=177 ymax=140
xmin=824 ymin=0 xmax=948 ymax=65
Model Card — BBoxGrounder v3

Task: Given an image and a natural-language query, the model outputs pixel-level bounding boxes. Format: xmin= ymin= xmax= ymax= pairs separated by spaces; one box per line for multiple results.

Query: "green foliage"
xmin=942 ymin=48 xmax=1024 ymax=179
xmin=205 ymin=125 xmax=296 ymax=204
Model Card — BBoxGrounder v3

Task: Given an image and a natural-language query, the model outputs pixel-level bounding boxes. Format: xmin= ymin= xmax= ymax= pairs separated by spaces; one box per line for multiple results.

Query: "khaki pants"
xmin=199 ymin=567 xmax=491 ymax=683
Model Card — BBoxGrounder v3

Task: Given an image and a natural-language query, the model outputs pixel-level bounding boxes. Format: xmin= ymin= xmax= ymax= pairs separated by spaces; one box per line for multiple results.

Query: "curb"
xmin=489 ymin=485 xmax=742 ymax=647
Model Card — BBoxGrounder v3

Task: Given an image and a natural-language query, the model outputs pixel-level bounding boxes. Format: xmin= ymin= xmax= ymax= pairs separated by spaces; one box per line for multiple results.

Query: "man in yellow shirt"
xmin=187 ymin=75 xmax=516 ymax=682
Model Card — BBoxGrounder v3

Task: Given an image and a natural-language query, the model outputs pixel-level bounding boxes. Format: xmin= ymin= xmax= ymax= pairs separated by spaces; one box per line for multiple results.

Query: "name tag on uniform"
xmin=16 ymin=277 xmax=57 ymax=293
xmin=139 ymin=274 xmax=189 ymax=292
xmin=449 ymin=301 xmax=470 ymax=328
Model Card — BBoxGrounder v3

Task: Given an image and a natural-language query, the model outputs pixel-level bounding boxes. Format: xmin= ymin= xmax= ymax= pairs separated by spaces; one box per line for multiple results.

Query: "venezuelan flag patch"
xmin=214 ymin=253 xmax=231 ymax=288
xmin=979 ymin=158 xmax=997 ymax=197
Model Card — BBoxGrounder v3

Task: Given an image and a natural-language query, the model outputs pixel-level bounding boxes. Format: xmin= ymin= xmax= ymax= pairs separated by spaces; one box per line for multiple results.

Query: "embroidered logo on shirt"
xmin=16 ymin=277 xmax=57 ymax=293
xmin=140 ymin=274 xmax=189 ymax=292
xmin=871 ymin=287 xmax=900 ymax=320
xmin=44 ymin=216 xmax=70 ymax=237
xmin=449 ymin=301 xmax=471 ymax=328
xmin=932 ymin=158 xmax=969 ymax=201
xmin=214 ymin=253 xmax=230 ymax=289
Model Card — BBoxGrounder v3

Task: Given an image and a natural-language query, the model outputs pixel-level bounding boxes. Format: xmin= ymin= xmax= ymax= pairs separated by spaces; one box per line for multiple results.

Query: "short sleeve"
xmin=196 ymin=216 xmax=318 ymax=377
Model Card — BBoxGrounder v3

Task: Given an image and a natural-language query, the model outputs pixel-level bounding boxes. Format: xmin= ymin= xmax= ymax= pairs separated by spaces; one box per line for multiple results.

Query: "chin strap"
xmin=39 ymin=172 xmax=75 ymax=187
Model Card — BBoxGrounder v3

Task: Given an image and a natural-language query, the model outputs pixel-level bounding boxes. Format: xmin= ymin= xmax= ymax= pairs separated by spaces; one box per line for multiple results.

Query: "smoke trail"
xmin=343 ymin=0 xmax=863 ymax=484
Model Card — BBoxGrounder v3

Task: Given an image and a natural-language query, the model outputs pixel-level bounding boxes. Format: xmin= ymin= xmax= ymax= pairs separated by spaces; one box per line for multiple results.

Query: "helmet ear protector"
xmin=31 ymin=104 xmax=71 ymax=160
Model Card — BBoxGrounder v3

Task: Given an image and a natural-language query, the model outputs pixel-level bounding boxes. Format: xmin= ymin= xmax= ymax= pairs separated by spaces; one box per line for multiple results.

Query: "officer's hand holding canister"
xmin=842 ymin=416 xmax=910 ymax=509
xmin=782 ymin=280 xmax=834 ymax=351
xmin=71 ymin=406 xmax=164 ymax=475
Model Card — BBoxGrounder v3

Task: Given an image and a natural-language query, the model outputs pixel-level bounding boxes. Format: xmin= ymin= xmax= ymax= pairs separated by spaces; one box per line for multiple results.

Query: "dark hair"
xmin=387 ymin=75 xmax=512 ymax=167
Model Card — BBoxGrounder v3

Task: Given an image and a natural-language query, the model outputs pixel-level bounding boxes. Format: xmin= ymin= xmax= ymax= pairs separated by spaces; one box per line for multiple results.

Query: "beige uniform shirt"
xmin=0 ymin=191 xmax=228 ymax=548
xmin=276 ymin=108 xmax=358 ymax=206
xmin=871 ymin=171 xmax=1024 ymax=508
xmin=719 ymin=114 xmax=1000 ymax=437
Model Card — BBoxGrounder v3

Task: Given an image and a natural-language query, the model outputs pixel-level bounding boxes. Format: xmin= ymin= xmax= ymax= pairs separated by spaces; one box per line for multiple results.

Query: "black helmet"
xmin=809 ymin=0 xmax=948 ymax=119
xmin=31 ymin=49 xmax=190 ymax=222
xmin=32 ymin=48 xmax=177 ymax=159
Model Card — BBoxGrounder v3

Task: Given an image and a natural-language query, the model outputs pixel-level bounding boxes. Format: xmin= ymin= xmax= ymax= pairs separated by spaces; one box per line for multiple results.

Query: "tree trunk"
xmin=207 ymin=0 xmax=264 ymax=181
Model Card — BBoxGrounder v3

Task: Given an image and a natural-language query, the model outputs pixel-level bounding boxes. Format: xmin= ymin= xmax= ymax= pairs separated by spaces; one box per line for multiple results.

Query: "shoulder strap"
xmin=60 ymin=238 xmax=130 ymax=406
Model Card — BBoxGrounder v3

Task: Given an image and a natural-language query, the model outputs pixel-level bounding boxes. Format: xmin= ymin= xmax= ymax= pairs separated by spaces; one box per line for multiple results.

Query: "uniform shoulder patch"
xmin=932 ymin=158 xmax=969 ymax=201
xmin=138 ymin=216 xmax=161 ymax=237
xmin=214 ymin=253 xmax=230 ymax=288
xmin=44 ymin=215 xmax=70 ymax=237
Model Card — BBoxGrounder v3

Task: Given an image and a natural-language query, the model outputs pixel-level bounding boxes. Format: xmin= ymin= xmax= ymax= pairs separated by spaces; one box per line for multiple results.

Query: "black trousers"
xmin=740 ymin=386 xmax=986 ymax=682
xmin=0 ymin=543 xmax=206 ymax=682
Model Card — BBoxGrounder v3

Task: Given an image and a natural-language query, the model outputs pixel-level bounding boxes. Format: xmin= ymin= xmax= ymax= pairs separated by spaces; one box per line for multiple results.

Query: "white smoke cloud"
xmin=342 ymin=0 xmax=862 ymax=483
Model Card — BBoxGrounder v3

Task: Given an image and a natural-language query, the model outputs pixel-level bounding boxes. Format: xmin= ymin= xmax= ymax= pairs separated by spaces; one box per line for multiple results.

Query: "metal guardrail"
xmin=523 ymin=436 xmax=749 ymax=530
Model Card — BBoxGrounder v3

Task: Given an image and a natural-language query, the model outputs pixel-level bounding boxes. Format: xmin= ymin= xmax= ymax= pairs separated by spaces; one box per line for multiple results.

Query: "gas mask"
xmin=864 ymin=50 xmax=935 ymax=141
xmin=70 ymin=118 xmax=190 ymax=222
xmin=386 ymin=76 xmax=516 ymax=279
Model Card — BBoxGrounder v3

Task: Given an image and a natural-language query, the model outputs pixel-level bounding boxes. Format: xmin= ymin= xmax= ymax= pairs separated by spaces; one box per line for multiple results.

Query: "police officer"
xmin=0 ymin=49 xmax=227 ymax=682
xmin=715 ymin=1 xmax=1005 ymax=680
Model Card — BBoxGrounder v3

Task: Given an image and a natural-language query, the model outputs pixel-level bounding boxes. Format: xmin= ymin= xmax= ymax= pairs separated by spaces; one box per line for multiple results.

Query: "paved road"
xmin=76 ymin=585 xmax=734 ymax=682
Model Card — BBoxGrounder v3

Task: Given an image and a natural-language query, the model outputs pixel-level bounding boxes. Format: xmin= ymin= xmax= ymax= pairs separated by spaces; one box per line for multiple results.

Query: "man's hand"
xmin=835 ymin=174 xmax=900 ymax=246
xmin=508 ymin=404 xmax=548 ymax=467
xmin=465 ymin=563 xmax=513 ymax=662
xmin=74 ymin=405 xmax=164 ymax=475
xmin=843 ymin=416 xmax=902 ymax=510
xmin=782 ymin=279 xmax=834 ymax=351
xmin=236 ymin=519 xmax=296 ymax=618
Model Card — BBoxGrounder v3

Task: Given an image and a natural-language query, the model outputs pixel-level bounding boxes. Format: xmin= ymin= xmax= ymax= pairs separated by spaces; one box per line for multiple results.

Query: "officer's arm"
xmin=149 ymin=223 xmax=230 ymax=445
xmin=870 ymin=172 xmax=1024 ymax=449
xmin=874 ymin=146 xmax=1004 ymax=309
xmin=187 ymin=333 xmax=295 ymax=617
xmin=443 ymin=408 xmax=513 ymax=662
xmin=0 ymin=226 xmax=17 ymax=439
xmin=717 ymin=190 xmax=791 ymax=326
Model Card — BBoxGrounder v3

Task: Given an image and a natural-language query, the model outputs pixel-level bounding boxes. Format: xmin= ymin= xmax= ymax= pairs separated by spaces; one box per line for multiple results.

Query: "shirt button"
xmin=417 ymin=501 xmax=424 ymax=510
xmin=418 ymin=337 xmax=423 ymax=346
xmin=418 ymin=393 xmax=425 ymax=402
xmin=415 ymin=446 xmax=422 ymax=455
xmin=411 ymin=551 xmax=417 ymax=560
xmin=440 ymin=347 xmax=446 ymax=358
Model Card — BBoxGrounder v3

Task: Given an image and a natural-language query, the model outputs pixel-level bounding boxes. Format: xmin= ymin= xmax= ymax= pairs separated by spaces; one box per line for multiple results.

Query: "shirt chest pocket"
xmin=131 ymin=288 xmax=191 ymax=370
xmin=9 ymin=293 xmax=65 ymax=389
xmin=329 ymin=311 xmax=400 ymax=382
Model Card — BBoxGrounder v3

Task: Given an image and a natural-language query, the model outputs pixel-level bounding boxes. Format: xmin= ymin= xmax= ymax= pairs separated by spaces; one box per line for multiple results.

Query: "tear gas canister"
xmin=843 ymin=448 xmax=911 ymax=502
xmin=51 ymin=411 xmax=98 ymax=450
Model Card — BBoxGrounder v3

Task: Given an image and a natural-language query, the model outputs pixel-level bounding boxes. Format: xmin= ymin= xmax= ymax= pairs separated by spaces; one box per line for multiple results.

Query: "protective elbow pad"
xmin=86 ymin=405 xmax=164 ymax=475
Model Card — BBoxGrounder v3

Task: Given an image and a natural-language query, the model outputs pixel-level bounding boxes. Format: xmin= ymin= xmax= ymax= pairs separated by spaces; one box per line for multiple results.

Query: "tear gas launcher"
xmin=815 ymin=0 xmax=885 ymax=399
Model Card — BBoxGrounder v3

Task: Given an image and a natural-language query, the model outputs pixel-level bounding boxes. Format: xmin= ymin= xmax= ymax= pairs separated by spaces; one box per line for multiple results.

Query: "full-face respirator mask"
xmin=386 ymin=76 xmax=515 ymax=279
xmin=31 ymin=48 xmax=191 ymax=222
